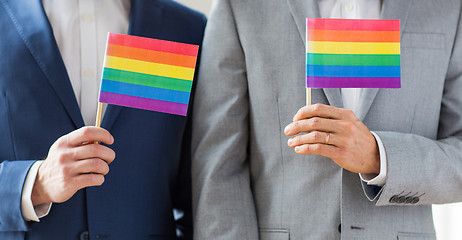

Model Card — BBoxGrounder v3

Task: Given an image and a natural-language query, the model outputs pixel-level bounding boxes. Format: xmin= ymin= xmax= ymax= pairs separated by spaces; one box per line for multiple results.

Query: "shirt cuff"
xmin=21 ymin=161 xmax=52 ymax=222
xmin=359 ymin=132 xmax=387 ymax=186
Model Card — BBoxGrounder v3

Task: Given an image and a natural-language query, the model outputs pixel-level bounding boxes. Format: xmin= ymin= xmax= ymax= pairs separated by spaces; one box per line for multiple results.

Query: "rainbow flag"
xmin=99 ymin=33 xmax=199 ymax=116
xmin=306 ymin=18 xmax=401 ymax=88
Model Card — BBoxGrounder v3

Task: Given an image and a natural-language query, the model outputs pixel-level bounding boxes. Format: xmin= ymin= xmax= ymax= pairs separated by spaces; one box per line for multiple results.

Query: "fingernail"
xmin=295 ymin=146 xmax=301 ymax=153
xmin=288 ymin=138 xmax=293 ymax=147
xmin=284 ymin=125 xmax=290 ymax=135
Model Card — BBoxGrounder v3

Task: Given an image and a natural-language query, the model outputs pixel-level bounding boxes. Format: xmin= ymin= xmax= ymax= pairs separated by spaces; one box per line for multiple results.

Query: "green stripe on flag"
xmin=307 ymin=53 xmax=400 ymax=66
xmin=103 ymin=68 xmax=193 ymax=93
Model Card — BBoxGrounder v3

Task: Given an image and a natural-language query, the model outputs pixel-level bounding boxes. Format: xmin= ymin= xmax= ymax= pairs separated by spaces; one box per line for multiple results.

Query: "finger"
xmin=74 ymin=174 xmax=105 ymax=189
xmin=65 ymin=127 xmax=114 ymax=146
xmin=284 ymin=117 xmax=340 ymax=136
xmin=73 ymin=158 xmax=110 ymax=175
xmin=72 ymin=144 xmax=116 ymax=164
xmin=293 ymin=104 xmax=354 ymax=121
xmin=288 ymin=131 xmax=335 ymax=147
xmin=294 ymin=143 xmax=340 ymax=159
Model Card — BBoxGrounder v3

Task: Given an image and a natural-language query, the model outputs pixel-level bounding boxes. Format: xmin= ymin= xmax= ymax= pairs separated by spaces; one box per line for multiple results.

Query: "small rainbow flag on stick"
xmin=306 ymin=18 xmax=401 ymax=89
xmin=98 ymin=33 xmax=199 ymax=119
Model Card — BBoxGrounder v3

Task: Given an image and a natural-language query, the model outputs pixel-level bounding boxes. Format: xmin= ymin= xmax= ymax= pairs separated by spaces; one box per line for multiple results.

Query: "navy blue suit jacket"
xmin=0 ymin=0 xmax=206 ymax=239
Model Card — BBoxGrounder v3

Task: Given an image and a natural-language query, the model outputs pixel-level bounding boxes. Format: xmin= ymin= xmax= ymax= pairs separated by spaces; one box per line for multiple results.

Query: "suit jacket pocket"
xmin=397 ymin=232 xmax=436 ymax=240
xmin=401 ymin=32 xmax=445 ymax=49
xmin=259 ymin=229 xmax=290 ymax=240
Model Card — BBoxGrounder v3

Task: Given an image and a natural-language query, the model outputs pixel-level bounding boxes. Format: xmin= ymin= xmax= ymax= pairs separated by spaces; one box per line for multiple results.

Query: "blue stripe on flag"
xmin=100 ymin=79 xmax=190 ymax=104
xmin=306 ymin=65 xmax=400 ymax=78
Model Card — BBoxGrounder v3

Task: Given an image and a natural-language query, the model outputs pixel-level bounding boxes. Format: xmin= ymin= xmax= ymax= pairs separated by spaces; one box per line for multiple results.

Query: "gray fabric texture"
xmin=191 ymin=0 xmax=462 ymax=239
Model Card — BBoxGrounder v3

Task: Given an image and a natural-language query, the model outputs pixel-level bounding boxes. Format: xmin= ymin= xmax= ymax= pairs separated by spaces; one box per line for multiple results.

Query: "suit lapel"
xmin=357 ymin=0 xmax=411 ymax=121
xmin=286 ymin=0 xmax=343 ymax=108
xmin=101 ymin=0 xmax=164 ymax=130
xmin=0 ymin=0 xmax=85 ymax=128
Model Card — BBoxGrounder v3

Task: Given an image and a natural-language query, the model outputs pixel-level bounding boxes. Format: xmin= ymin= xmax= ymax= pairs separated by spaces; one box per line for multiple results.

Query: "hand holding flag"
xmin=286 ymin=18 xmax=402 ymax=174
xmin=285 ymin=104 xmax=380 ymax=174
xmin=32 ymin=127 xmax=115 ymax=206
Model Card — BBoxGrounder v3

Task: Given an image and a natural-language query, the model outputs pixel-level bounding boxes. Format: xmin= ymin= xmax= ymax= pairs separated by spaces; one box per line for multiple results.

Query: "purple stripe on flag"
xmin=306 ymin=77 xmax=401 ymax=88
xmin=100 ymin=91 xmax=188 ymax=116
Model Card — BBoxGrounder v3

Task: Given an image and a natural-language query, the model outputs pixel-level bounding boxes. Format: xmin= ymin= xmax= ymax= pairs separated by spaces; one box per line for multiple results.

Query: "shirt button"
xmin=80 ymin=231 xmax=89 ymax=240
xmin=82 ymin=15 xmax=93 ymax=22
xmin=84 ymin=70 xmax=94 ymax=78
xmin=344 ymin=3 xmax=355 ymax=11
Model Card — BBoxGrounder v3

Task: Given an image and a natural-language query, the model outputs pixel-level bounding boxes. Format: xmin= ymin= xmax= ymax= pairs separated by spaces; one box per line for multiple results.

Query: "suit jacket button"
xmin=404 ymin=197 xmax=414 ymax=204
xmin=389 ymin=195 xmax=399 ymax=203
xmin=397 ymin=196 xmax=406 ymax=204
xmin=412 ymin=197 xmax=420 ymax=204
xmin=80 ymin=231 xmax=89 ymax=240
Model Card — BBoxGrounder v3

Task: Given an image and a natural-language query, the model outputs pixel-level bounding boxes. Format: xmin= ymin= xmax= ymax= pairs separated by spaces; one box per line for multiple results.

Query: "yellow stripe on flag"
xmin=307 ymin=41 xmax=400 ymax=55
xmin=105 ymin=56 xmax=195 ymax=81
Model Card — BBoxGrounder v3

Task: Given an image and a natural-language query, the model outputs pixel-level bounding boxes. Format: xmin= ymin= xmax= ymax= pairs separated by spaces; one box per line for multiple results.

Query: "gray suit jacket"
xmin=191 ymin=0 xmax=462 ymax=239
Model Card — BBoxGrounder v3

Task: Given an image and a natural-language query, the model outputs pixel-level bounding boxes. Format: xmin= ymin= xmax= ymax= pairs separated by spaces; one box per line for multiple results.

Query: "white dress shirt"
xmin=21 ymin=0 xmax=130 ymax=222
xmin=317 ymin=0 xmax=388 ymax=185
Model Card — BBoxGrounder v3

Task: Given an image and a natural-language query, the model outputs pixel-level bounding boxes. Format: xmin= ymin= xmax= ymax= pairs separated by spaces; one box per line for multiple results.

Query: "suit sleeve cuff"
xmin=359 ymin=132 xmax=387 ymax=186
xmin=21 ymin=161 xmax=52 ymax=222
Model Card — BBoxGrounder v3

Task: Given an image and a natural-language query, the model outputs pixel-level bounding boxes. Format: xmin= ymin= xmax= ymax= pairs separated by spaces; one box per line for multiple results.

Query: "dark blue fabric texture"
xmin=0 ymin=0 xmax=206 ymax=239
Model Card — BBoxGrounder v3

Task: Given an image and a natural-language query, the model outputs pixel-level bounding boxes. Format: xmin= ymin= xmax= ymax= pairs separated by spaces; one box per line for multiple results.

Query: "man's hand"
xmin=31 ymin=127 xmax=115 ymax=206
xmin=284 ymin=104 xmax=380 ymax=174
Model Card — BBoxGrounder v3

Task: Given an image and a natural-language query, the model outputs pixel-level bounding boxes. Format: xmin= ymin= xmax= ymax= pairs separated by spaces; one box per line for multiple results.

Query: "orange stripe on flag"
xmin=108 ymin=33 xmax=199 ymax=57
xmin=106 ymin=44 xmax=197 ymax=69
xmin=307 ymin=29 xmax=400 ymax=43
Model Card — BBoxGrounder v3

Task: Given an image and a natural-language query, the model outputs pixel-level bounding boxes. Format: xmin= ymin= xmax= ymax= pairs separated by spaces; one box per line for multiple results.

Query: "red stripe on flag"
xmin=307 ymin=18 xmax=400 ymax=32
xmin=107 ymin=33 xmax=199 ymax=57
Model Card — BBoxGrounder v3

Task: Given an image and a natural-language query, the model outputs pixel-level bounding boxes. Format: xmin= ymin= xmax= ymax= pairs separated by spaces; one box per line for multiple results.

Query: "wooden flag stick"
xmin=95 ymin=102 xmax=103 ymax=127
xmin=306 ymin=88 xmax=312 ymax=106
